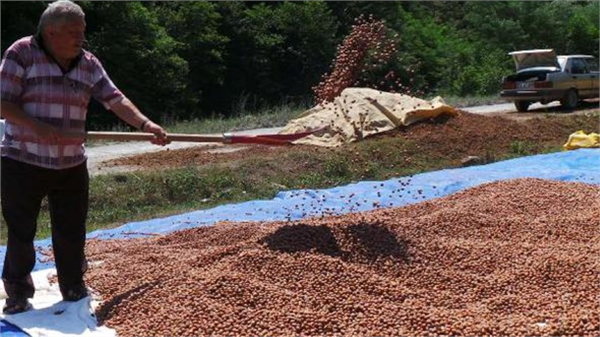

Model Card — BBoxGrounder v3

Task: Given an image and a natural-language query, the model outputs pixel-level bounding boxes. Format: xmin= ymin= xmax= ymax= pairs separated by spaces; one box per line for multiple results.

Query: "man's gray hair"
xmin=37 ymin=0 xmax=85 ymax=34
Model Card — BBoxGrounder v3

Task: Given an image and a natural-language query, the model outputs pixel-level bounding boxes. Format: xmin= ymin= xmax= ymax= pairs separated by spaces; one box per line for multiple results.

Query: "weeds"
xmin=509 ymin=141 xmax=536 ymax=156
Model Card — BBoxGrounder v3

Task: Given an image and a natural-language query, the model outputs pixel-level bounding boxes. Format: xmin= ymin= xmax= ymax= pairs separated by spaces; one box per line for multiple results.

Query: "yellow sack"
xmin=563 ymin=130 xmax=600 ymax=150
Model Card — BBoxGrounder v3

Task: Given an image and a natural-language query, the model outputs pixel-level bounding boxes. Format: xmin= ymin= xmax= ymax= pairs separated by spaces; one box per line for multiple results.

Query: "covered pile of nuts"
xmin=86 ymin=178 xmax=599 ymax=336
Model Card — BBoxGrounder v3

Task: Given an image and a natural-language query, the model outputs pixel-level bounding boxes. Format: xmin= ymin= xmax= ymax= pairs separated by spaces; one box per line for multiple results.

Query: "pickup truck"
xmin=500 ymin=49 xmax=599 ymax=112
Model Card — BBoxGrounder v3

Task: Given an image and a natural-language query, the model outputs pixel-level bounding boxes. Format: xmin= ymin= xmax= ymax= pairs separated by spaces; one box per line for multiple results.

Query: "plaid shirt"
xmin=1 ymin=35 xmax=125 ymax=169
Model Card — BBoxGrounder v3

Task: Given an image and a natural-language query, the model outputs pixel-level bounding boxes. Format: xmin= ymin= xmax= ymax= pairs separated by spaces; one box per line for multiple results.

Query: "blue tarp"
xmin=1 ymin=322 xmax=22 ymax=336
xmin=1 ymin=148 xmax=599 ymax=335
xmin=1 ymin=149 xmax=599 ymax=273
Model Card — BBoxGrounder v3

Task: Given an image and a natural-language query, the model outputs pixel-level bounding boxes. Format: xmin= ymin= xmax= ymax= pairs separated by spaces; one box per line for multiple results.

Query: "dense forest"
xmin=1 ymin=1 xmax=598 ymax=128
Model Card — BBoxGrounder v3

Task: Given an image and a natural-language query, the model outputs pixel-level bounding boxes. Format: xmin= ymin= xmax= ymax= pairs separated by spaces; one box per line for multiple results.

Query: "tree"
xmin=1 ymin=2 xmax=46 ymax=54
xmin=327 ymin=2 xmax=401 ymax=33
xmin=214 ymin=1 xmax=338 ymax=114
xmin=152 ymin=2 xmax=228 ymax=119
xmin=270 ymin=2 xmax=339 ymax=98
xmin=565 ymin=3 xmax=599 ymax=57
xmin=80 ymin=1 xmax=188 ymax=128
xmin=1 ymin=1 xmax=597 ymax=122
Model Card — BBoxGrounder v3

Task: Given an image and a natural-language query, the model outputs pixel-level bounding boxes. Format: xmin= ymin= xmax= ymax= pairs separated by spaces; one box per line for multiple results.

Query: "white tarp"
xmin=0 ymin=268 xmax=116 ymax=337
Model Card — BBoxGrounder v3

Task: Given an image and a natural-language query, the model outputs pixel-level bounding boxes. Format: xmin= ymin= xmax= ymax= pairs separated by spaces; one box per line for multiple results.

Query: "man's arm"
xmin=1 ymin=101 xmax=66 ymax=143
xmin=110 ymin=98 xmax=170 ymax=146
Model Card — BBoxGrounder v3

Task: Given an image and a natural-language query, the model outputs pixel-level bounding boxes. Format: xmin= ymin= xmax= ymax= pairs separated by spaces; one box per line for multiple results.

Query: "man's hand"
xmin=110 ymin=98 xmax=171 ymax=146
xmin=143 ymin=121 xmax=170 ymax=146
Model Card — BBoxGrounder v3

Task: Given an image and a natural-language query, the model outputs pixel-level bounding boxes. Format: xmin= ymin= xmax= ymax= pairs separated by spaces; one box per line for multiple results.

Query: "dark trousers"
xmin=1 ymin=157 xmax=89 ymax=299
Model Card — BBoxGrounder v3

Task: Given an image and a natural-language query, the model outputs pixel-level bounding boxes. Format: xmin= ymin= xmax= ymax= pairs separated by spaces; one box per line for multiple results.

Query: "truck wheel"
xmin=514 ymin=101 xmax=530 ymax=112
xmin=560 ymin=89 xmax=578 ymax=110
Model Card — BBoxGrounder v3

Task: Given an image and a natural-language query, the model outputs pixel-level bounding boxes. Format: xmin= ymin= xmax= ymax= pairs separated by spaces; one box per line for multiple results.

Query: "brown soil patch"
xmin=101 ymin=144 xmax=285 ymax=170
xmin=85 ymin=178 xmax=600 ymax=336
xmin=102 ymin=111 xmax=598 ymax=171
xmin=386 ymin=110 xmax=597 ymax=162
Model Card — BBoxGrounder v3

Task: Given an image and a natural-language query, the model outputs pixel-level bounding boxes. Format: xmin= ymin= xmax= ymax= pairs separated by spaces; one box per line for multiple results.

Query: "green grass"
xmin=166 ymin=101 xmax=309 ymax=134
xmin=509 ymin=140 xmax=537 ymax=156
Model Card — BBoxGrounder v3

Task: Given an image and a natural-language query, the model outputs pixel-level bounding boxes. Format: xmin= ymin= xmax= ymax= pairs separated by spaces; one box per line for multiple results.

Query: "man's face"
xmin=47 ymin=18 xmax=86 ymax=60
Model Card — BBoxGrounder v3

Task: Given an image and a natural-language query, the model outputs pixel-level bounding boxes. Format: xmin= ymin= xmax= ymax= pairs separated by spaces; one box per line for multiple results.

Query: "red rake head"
xmin=226 ymin=128 xmax=323 ymax=145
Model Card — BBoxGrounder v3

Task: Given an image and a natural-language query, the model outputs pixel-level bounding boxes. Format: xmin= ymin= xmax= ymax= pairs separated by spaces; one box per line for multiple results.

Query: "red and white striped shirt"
xmin=1 ymin=35 xmax=125 ymax=169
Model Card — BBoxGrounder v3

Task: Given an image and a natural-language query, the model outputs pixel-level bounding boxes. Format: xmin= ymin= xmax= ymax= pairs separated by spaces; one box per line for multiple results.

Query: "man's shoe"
xmin=3 ymin=298 xmax=32 ymax=315
xmin=62 ymin=284 xmax=89 ymax=302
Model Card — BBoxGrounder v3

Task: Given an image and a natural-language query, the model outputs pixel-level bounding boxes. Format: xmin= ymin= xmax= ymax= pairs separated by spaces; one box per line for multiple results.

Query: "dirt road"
xmin=462 ymin=99 xmax=599 ymax=121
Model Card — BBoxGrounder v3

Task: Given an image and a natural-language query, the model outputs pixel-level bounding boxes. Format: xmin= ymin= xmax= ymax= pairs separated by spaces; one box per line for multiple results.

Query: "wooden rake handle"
xmin=86 ymin=129 xmax=321 ymax=145
xmin=85 ymin=131 xmax=224 ymax=143
xmin=11 ymin=128 xmax=321 ymax=146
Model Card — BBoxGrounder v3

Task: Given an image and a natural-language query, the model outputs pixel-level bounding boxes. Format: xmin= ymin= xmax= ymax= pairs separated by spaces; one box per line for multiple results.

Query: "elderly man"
xmin=1 ymin=0 xmax=169 ymax=314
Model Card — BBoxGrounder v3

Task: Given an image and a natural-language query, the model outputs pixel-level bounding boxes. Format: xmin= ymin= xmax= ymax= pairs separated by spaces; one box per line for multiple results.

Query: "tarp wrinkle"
xmin=280 ymin=87 xmax=458 ymax=147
